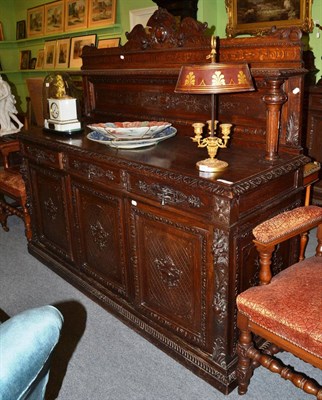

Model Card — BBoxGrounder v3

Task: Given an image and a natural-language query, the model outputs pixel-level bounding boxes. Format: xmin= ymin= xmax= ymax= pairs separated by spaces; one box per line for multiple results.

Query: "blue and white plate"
xmin=87 ymin=126 xmax=177 ymax=149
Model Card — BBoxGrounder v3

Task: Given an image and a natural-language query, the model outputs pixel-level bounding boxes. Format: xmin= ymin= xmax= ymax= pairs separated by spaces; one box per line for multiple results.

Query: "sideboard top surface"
xmin=19 ymin=127 xmax=308 ymax=198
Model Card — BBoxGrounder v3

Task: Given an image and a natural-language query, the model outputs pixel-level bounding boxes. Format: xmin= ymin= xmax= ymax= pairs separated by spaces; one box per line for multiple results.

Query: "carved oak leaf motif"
xmin=90 ymin=221 xmax=109 ymax=251
xmin=44 ymin=197 xmax=58 ymax=221
xmin=154 ymin=255 xmax=182 ymax=287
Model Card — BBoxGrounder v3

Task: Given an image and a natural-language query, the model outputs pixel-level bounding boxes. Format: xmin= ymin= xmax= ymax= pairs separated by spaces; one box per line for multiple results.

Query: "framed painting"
xmin=69 ymin=34 xmax=96 ymax=68
xmin=35 ymin=49 xmax=45 ymax=69
xmin=88 ymin=0 xmax=116 ymax=28
xmin=97 ymin=37 xmax=120 ymax=48
xmin=20 ymin=50 xmax=31 ymax=70
xmin=44 ymin=40 xmax=57 ymax=69
xmin=27 ymin=6 xmax=45 ymax=38
xmin=16 ymin=20 xmax=26 ymax=40
xmin=225 ymin=0 xmax=314 ymax=37
xmin=45 ymin=1 xmax=64 ymax=35
xmin=55 ymin=38 xmax=71 ymax=68
xmin=65 ymin=0 xmax=88 ymax=32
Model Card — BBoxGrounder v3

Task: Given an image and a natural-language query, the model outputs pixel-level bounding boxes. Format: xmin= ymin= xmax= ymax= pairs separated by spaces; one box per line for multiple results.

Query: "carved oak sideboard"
xmin=19 ymin=128 xmax=308 ymax=394
xmin=19 ymin=10 xmax=310 ymax=395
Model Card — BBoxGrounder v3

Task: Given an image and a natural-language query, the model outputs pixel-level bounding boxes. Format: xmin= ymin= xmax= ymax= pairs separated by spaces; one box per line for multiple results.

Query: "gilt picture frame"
xmin=27 ymin=5 xmax=45 ymax=38
xmin=45 ymin=0 xmax=64 ymax=35
xmin=97 ymin=37 xmax=120 ymax=48
xmin=65 ymin=0 xmax=89 ymax=32
xmin=88 ymin=0 xmax=116 ymax=28
xmin=44 ymin=40 xmax=57 ymax=69
xmin=55 ymin=38 xmax=70 ymax=68
xmin=35 ymin=49 xmax=45 ymax=69
xmin=225 ymin=0 xmax=314 ymax=37
xmin=69 ymin=34 xmax=96 ymax=68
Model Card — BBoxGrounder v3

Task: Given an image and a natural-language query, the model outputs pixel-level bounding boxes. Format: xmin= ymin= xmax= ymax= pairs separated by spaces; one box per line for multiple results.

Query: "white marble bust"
xmin=0 ymin=75 xmax=23 ymax=135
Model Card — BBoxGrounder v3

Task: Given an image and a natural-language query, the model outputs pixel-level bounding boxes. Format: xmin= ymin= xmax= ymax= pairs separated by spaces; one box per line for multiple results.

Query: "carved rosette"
xmin=154 ymin=255 xmax=183 ymax=287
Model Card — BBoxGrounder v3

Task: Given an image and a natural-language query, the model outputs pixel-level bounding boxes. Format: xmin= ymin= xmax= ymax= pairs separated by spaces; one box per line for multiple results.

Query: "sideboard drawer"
xmin=128 ymin=173 xmax=215 ymax=219
xmin=21 ymin=143 xmax=63 ymax=169
xmin=66 ymin=154 xmax=122 ymax=188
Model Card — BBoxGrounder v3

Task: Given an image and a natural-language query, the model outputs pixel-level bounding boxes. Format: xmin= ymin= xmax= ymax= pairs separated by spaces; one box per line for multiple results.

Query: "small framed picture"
xmin=97 ymin=37 xmax=120 ymax=49
xmin=65 ymin=0 xmax=88 ymax=32
xmin=20 ymin=50 xmax=31 ymax=70
xmin=44 ymin=40 xmax=57 ymax=69
xmin=35 ymin=49 xmax=45 ymax=69
xmin=45 ymin=1 xmax=64 ymax=35
xmin=55 ymin=38 xmax=70 ymax=68
xmin=27 ymin=6 xmax=45 ymax=37
xmin=69 ymin=34 xmax=96 ymax=68
xmin=29 ymin=57 xmax=37 ymax=70
xmin=0 ymin=22 xmax=4 ymax=41
xmin=88 ymin=0 xmax=116 ymax=28
xmin=16 ymin=20 xmax=26 ymax=40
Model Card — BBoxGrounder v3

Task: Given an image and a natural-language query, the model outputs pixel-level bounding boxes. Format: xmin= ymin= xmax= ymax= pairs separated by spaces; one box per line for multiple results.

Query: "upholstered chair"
xmin=236 ymin=206 xmax=322 ymax=399
xmin=0 ymin=305 xmax=64 ymax=399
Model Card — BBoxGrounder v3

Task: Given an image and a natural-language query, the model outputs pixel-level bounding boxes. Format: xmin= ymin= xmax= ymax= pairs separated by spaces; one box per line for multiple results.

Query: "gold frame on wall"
xmin=69 ymin=34 xmax=96 ymax=68
xmin=44 ymin=40 xmax=57 ymax=69
xmin=45 ymin=0 xmax=64 ymax=35
xmin=225 ymin=0 xmax=314 ymax=37
xmin=88 ymin=0 xmax=116 ymax=28
xmin=97 ymin=37 xmax=120 ymax=48
xmin=65 ymin=0 xmax=88 ymax=32
xmin=27 ymin=5 xmax=45 ymax=38
xmin=55 ymin=38 xmax=71 ymax=68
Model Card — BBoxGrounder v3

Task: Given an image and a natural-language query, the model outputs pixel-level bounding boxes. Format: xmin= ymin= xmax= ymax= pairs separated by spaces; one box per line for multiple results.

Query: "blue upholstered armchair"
xmin=0 ymin=305 xmax=63 ymax=400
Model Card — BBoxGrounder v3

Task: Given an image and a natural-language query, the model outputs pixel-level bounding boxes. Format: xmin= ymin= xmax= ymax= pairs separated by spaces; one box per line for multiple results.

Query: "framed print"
xmin=44 ymin=40 xmax=57 ymax=69
xmin=0 ymin=22 xmax=4 ymax=41
xmin=29 ymin=57 xmax=37 ymax=70
xmin=35 ymin=49 xmax=45 ymax=69
xmin=97 ymin=37 xmax=120 ymax=49
xmin=65 ymin=0 xmax=88 ymax=32
xmin=55 ymin=38 xmax=70 ymax=68
xmin=69 ymin=34 xmax=96 ymax=68
xmin=20 ymin=50 xmax=31 ymax=70
xmin=16 ymin=20 xmax=26 ymax=40
xmin=27 ymin=6 xmax=45 ymax=38
xmin=45 ymin=1 xmax=64 ymax=35
xmin=88 ymin=0 xmax=116 ymax=28
xmin=225 ymin=0 xmax=314 ymax=37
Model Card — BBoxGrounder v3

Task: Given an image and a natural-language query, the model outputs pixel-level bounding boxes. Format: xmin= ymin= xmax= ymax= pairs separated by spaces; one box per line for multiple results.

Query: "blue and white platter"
xmin=87 ymin=126 xmax=177 ymax=149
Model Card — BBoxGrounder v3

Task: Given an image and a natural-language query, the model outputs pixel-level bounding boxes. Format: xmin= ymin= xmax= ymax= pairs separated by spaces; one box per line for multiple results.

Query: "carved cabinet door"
xmin=28 ymin=163 xmax=74 ymax=264
xmin=128 ymin=199 xmax=214 ymax=353
xmin=70 ymin=179 xmax=130 ymax=300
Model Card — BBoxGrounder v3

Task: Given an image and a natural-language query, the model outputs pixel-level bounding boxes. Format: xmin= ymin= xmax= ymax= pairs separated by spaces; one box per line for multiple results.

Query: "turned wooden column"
xmin=262 ymin=78 xmax=287 ymax=162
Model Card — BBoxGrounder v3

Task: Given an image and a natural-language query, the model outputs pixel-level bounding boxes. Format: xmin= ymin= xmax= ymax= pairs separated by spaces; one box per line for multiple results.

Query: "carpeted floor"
xmin=1 ymin=216 xmax=320 ymax=399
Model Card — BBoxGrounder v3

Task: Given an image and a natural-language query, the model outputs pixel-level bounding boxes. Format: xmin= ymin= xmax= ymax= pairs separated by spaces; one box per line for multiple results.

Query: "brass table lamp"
xmin=175 ymin=37 xmax=254 ymax=172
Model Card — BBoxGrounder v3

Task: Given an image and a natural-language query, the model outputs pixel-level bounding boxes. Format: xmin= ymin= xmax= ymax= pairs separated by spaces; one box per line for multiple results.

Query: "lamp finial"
xmin=206 ymin=36 xmax=217 ymax=63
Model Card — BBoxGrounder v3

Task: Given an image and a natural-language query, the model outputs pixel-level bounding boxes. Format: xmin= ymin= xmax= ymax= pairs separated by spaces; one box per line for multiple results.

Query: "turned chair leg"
xmin=21 ymin=195 xmax=32 ymax=242
xmin=0 ymin=203 xmax=9 ymax=232
xmin=237 ymin=314 xmax=254 ymax=395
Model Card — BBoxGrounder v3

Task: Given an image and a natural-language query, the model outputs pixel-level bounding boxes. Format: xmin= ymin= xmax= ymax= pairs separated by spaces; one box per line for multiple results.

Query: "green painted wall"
xmin=0 ymin=0 xmax=321 ymax=112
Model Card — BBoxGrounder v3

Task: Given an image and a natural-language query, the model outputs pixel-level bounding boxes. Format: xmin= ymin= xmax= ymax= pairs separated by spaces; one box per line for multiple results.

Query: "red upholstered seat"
xmin=236 ymin=205 xmax=322 ymax=398
xmin=237 ymin=257 xmax=322 ymax=359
